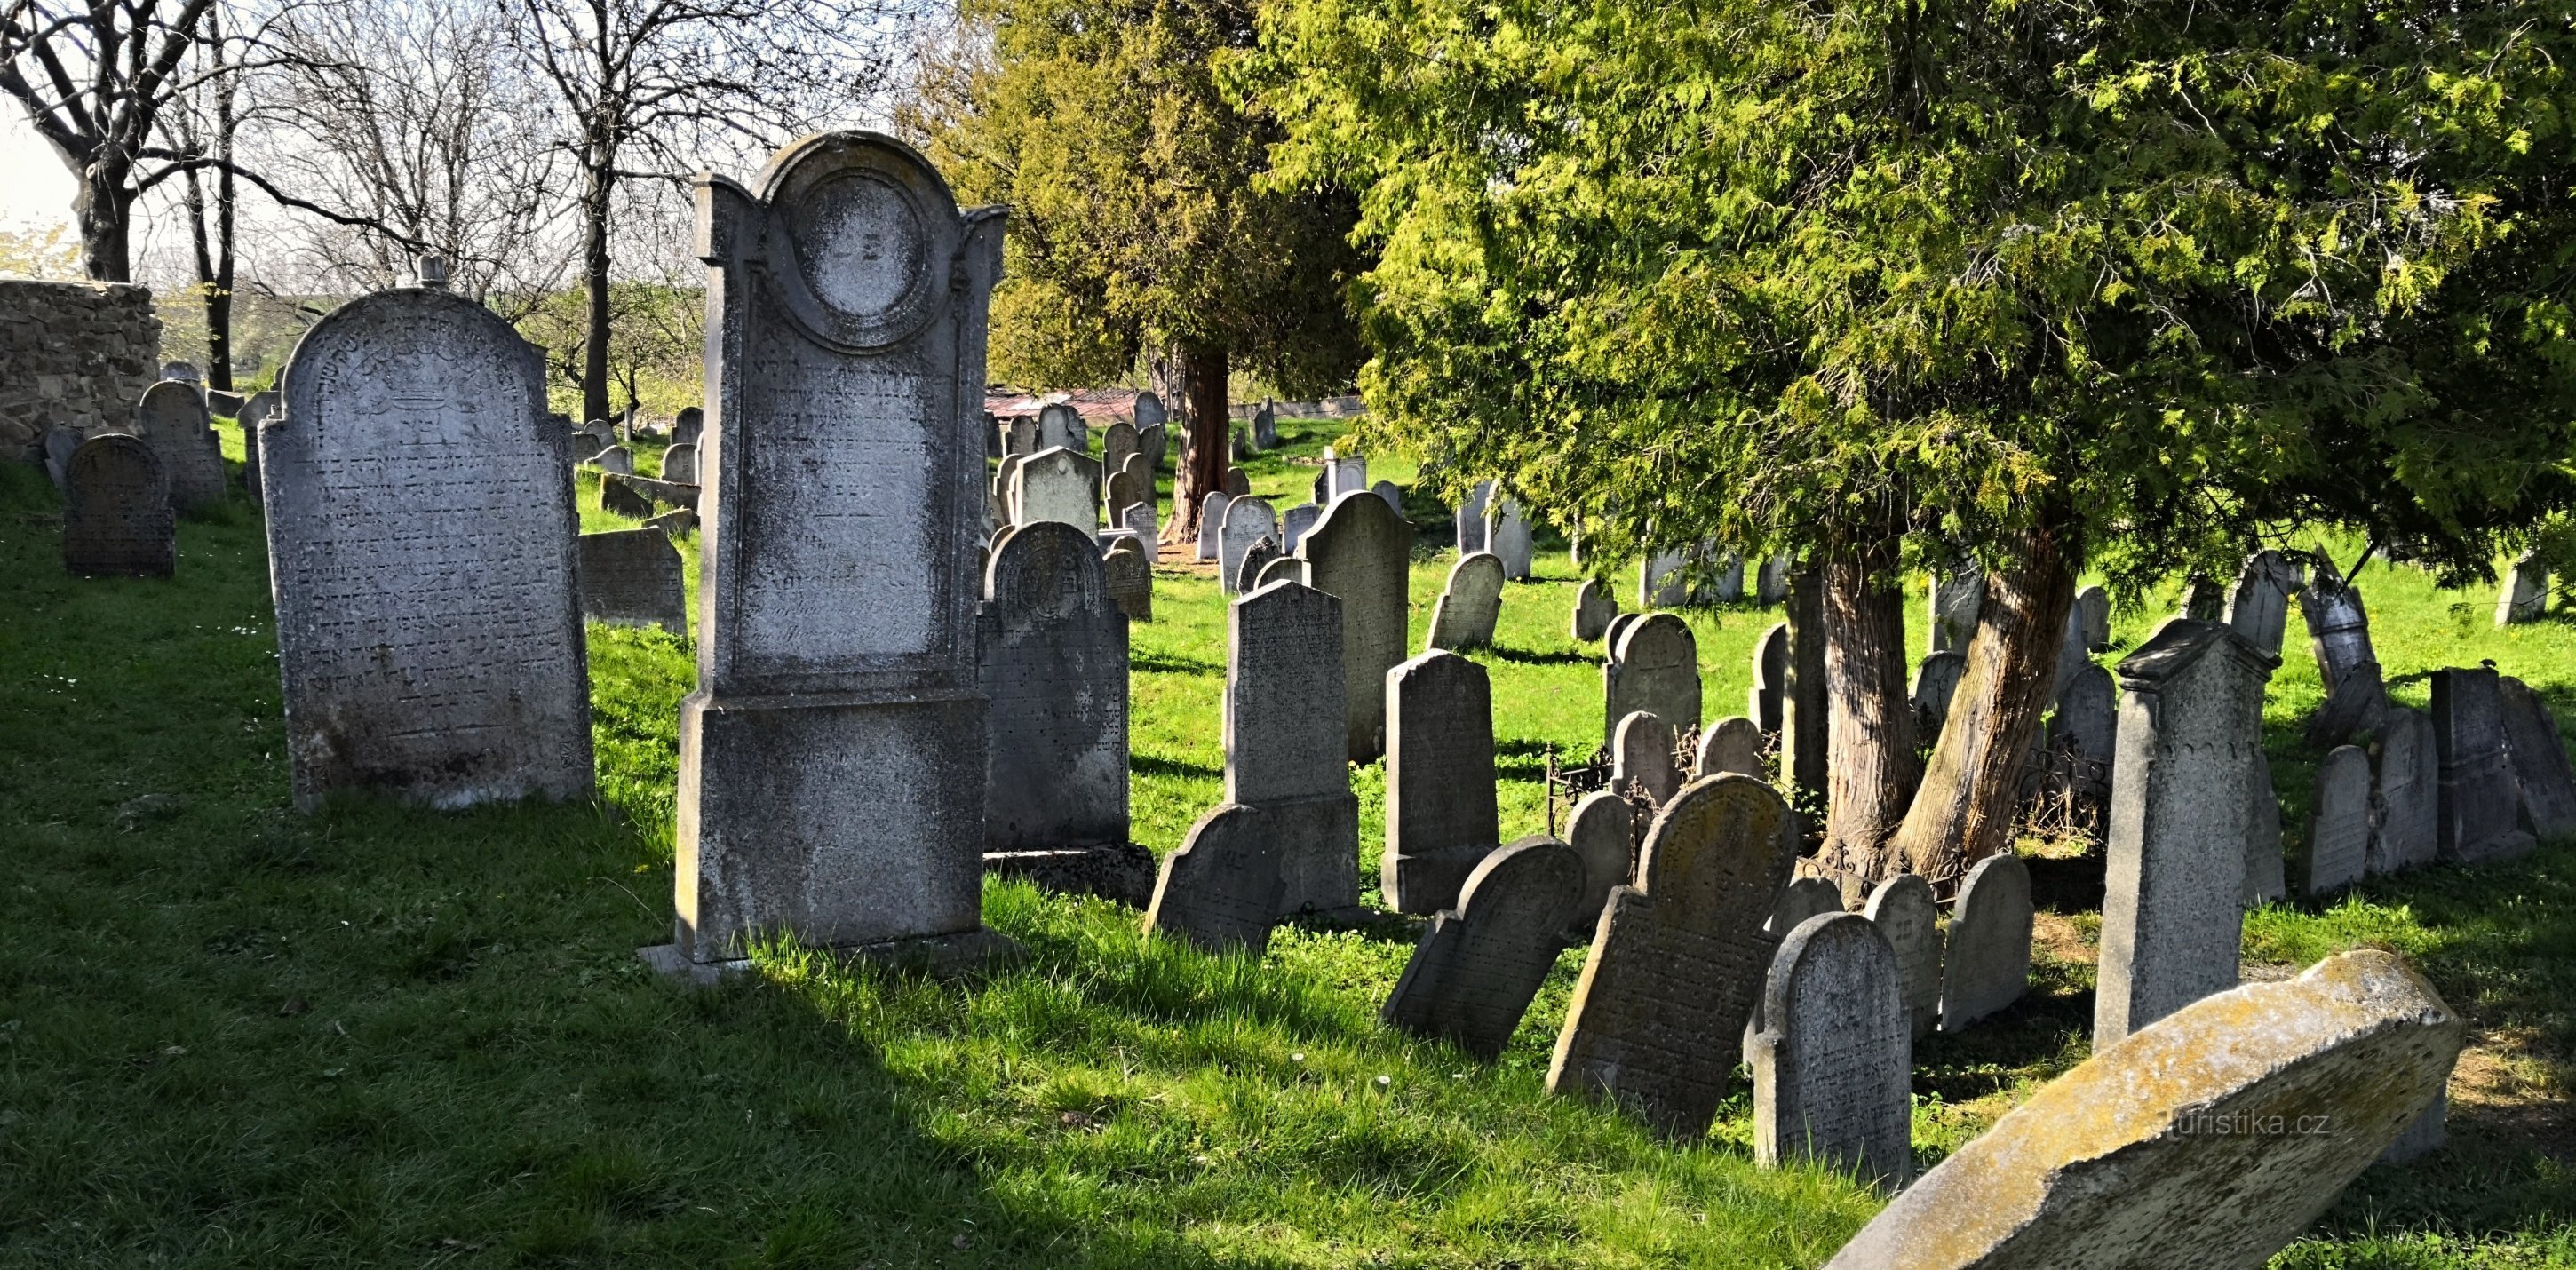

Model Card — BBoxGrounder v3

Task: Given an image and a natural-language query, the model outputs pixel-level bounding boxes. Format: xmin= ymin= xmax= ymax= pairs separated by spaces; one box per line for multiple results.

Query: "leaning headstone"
xmin=2224 ymin=549 xmax=2302 ymax=656
xmin=2301 ymin=558 xmax=2380 ymax=694
xmin=2305 ymin=656 xmax=2389 ymax=750
xmin=644 ymin=506 xmax=696 ymax=537
xmin=1012 ymin=445 xmax=1101 ymax=532
xmin=1912 ymin=650 xmax=1967 ymax=739
xmin=1612 ymin=710 xmax=1681 ymax=807
xmin=1235 ymin=535 xmax=1281 ymax=594
xmin=1748 ymin=912 xmax=1912 ymax=1190
xmin=60 ymin=434 xmax=174 ymax=578
xmin=1570 ymin=577 xmax=1619 ymax=641
xmin=658 ymin=442 xmax=699 ymax=484
xmin=1371 ymin=479 xmax=1403 ymax=516
xmin=2369 ymin=707 xmax=2437 ymax=874
xmin=1928 ymin=564 xmax=1982 ymax=654
xmin=590 ymin=444 xmax=635 ymax=475
xmin=2498 ymin=675 xmax=2576 ymax=844
xmin=1102 ymin=537 xmax=1152 ymax=623
xmin=1750 ymin=621 xmax=1790 ymax=734
xmin=600 ymin=473 xmax=657 ymax=519
xmin=1941 ymin=852 xmax=2033 ymax=1032
xmin=1195 ymin=490 xmax=1231 ymax=561
xmin=135 ymin=379 xmax=226 ymax=511
xmin=1297 ymin=490 xmax=1410 ymax=763
xmin=2496 ymin=552 xmax=2550 ymax=626
xmin=2245 ymin=750 xmax=2286 ymax=906
xmin=1863 ymin=874 xmax=1942 ymax=1040
xmin=576 ymin=528 xmax=688 ymax=633
xmin=1604 ymin=613 xmax=1701 ymax=743
xmin=1548 ymin=774 xmax=1801 ymax=1139
xmin=1222 ymin=466 xmax=1252 ymax=498
xmin=1384 ymin=651 xmax=1502 ymax=913
xmin=2076 ymin=584 xmax=2111 ymax=652
xmin=1228 ymin=580 xmax=1361 ymax=915
xmin=654 ymin=132 xmax=1011 ymax=972
xmin=2095 ymin=620 xmax=2276 ymax=1045
xmin=1426 ymin=551 xmax=1506 ymax=650
xmin=1280 ymin=501 xmax=1322 ymax=554
xmin=237 ymin=389 xmax=278 ymax=497
xmin=1143 ymin=803 xmax=1284 ymax=954
xmin=979 ymin=522 xmax=1131 ymax=887
xmin=1455 ymin=480 xmax=1491 ymax=553
xmin=1252 ymin=401 xmax=1279 ymax=449
xmin=1564 ymin=790 xmax=1634 ymax=933
xmin=1254 ymin=555 xmax=1307 ymax=590
xmin=1037 ymin=401 xmax=1085 ymax=451
xmin=671 ymin=406 xmax=704 ymax=448
xmin=1486 ymin=497 xmax=1534 ymax=580
xmin=1101 ymin=420 xmax=1140 ymax=485
xmin=1821 ymin=949 xmax=2462 ymax=1270
xmin=1381 ymin=836 xmax=1586 ymax=1058
xmin=1218 ymin=496 xmax=1279 ymax=596
xmin=2431 ymin=666 xmax=2535 ymax=863
xmin=1694 ymin=716 xmax=1764 ymax=779
xmin=266 ymin=278 xmax=592 ymax=814
xmin=2299 ymin=745 xmax=2372 ymax=896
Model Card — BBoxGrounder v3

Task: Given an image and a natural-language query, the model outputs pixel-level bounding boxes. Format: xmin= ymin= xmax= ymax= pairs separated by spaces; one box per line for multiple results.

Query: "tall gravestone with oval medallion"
xmin=265 ymin=268 xmax=593 ymax=813
xmin=656 ymin=132 xmax=1016 ymax=976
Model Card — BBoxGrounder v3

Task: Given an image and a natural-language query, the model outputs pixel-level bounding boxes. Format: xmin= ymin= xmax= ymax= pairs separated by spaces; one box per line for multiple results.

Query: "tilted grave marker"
xmin=2499 ymin=675 xmax=2576 ymax=844
xmin=1280 ymin=501 xmax=1322 ymax=554
xmin=2224 ymin=548 xmax=2302 ymax=656
xmin=1426 ymin=551 xmax=1506 ymax=651
xmin=1381 ymin=836 xmax=1586 ymax=1058
xmin=577 ymin=527 xmax=688 ymax=633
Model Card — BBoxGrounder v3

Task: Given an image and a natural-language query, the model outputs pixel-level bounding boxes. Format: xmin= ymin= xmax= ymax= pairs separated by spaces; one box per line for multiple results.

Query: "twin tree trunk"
xmin=580 ymin=157 xmax=616 ymax=428
xmin=1818 ymin=541 xmax=1920 ymax=895
xmin=78 ymin=163 xmax=136 ymax=284
xmin=1163 ymin=345 xmax=1231 ymax=545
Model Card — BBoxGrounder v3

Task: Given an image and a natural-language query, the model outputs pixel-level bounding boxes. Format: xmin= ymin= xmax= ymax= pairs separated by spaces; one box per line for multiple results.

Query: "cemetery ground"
xmin=1 ymin=420 xmax=2572 ymax=1267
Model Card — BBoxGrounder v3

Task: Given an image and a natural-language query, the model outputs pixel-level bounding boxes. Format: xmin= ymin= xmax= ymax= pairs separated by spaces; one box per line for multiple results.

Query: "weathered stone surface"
xmin=1012 ymin=445 xmax=1101 ymax=532
xmin=1455 ymin=480 xmax=1491 ymax=553
xmin=60 ymin=433 xmax=173 ymax=577
xmin=2049 ymin=598 xmax=2095 ymax=707
xmin=1296 ymin=490 xmax=1410 ymax=763
xmin=980 ymin=521 xmax=1129 ymax=859
xmin=1222 ymin=467 xmax=1252 ymax=497
xmin=660 ymin=442 xmax=700 ymax=483
xmin=1705 ymin=551 xmax=1745 ymax=604
xmin=1612 ymin=710 xmax=1681 ymax=808
xmin=1102 ymin=537 xmax=1152 ymax=623
xmin=2225 ymin=550 xmax=2302 ymax=656
xmin=2499 ymin=675 xmax=2576 ymax=844
xmin=1252 ymin=401 xmax=1278 ymax=449
xmin=577 ymin=527 xmax=688 ymax=632
xmin=1281 ymin=501 xmax=1322 ymax=554
xmin=1144 ymin=803 xmax=1285 ymax=953
xmin=1038 ymin=401 xmax=1085 ymax=451
xmin=2369 ymin=707 xmax=2437 ymax=874
xmin=1235 ymin=535 xmax=1280 ymax=594
xmin=1912 ymin=650 xmax=1967 ymax=739
xmin=1324 ymin=448 xmax=1367 ymax=502
xmin=1549 ymin=774 xmax=1801 ymax=1139
xmin=1136 ymin=421 xmax=1167 ymax=473
xmin=1695 ymin=715 xmax=1764 ymax=779
xmin=1105 ymin=468 xmax=1151 ymax=527
xmin=0 ymin=280 xmax=160 ymax=461
xmin=237 ymin=390 xmax=277 ymax=496
xmin=1564 ymin=790 xmax=1634 ymax=933
xmin=1228 ymin=580 xmax=1361 ymax=914
xmin=2245 ymin=750 xmax=2286 ymax=907
xmin=1751 ymin=620 xmax=1790 ymax=734
xmin=590 ymin=444 xmax=635 ymax=475
xmin=1384 ymin=650 xmax=1500 ymax=913
xmin=135 ymin=379 xmax=226 ymax=511
xmin=2432 ymin=667 xmax=2535 ymax=863
xmin=2306 ymin=657 xmax=2388 ymax=750
xmin=2179 ymin=574 xmax=2225 ymax=620
xmin=2302 ymin=745 xmax=2372 ymax=896
xmin=1943 ymin=852 xmax=2033 ymax=1032
xmin=2077 ymin=584 xmax=2111 ymax=652
xmin=667 ymin=132 xmax=1006 ymax=965
xmin=1605 ymin=612 xmax=1700 ymax=744
xmin=1571 ymin=577 xmax=1618 ymax=641
xmin=1382 ymin=836 xmax=1586 ymax=1057
xmin=2050 ymin=663 xmax=2117 ymax=766
xmin=266 ymin=283 xmax=592 ymax=814
xmin=1255 ymin=555 xmax=1307 ymax=590
xmin=1101 ymin=419 xmax=1139 ymax=484
xmin=1371 ymin=479 xmax=1403 ymax=515
xmin=1767 ymin=875 xmax=1844 ymax=935
xmin=1783 ymin=569 xmax=1828 ymax=805
xmin=984 ymin=842 xmax=1155 ymax=907
xmin=1928 ymin=564 xmax=1982 ymax=655
xmin=2095 ymin=620 xmax=2276 ymax=1045
xmin=1486 ymin=497 xmax=1533 ymax=580
xmin=1830 ymin=949 xmax=2461 ymax=1270
xmin=672 ymin=406 xmax=704 ymax=448
xmin=1864 ymin=873 xmax=1943 ymax=1040
xmin=41 ymin=425 xmax=80 ymax=490
xmin=1427 ymin=551 xmax=1506 ymax=650
xmin=1196 ymin=490 xmax=1230 ymax=561
xmin=645 ymin=506 xmax=696 ymax=537
xmin=1640 ymin=549 xmax=1690 ymax=607
xmin=1756 ymin=552 xmax=1791 ymax=605
xmin=1750 ymin=912 xmax=1912 ymax=1189
xmin=2496 ymin=552 xmax=2549 ymax=626
xmin=1116 ymin=499 xmax=1160 ymax=559
xmin=1218 ymin=496 xmax=1278 ymax=596
xmin=600 ymin=472 xmax=657 ymax=519
xmin=2301 ymin=561 xmax=2380 ymax=694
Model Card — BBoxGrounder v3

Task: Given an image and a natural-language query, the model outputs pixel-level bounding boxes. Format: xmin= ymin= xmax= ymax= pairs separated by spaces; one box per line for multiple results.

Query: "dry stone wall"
xmin=0 ymin=281 xmax=162 ymax=458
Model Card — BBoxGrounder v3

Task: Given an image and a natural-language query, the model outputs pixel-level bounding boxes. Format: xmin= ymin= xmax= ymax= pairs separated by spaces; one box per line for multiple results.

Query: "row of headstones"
xmin=54 ymin=376 xmax=275 ymax=576
xmin=1193 ymin=448 xmax=1401 ymax=591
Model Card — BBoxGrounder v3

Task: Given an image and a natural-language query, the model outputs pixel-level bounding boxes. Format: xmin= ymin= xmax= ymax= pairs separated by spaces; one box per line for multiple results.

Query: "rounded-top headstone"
xmin=1749 ymin=910 xmax=1912 ymax=1190
xmin=1608 ymin=612 xmax=1702 ymax=741
xmin=1297 ymin=488 xmax=1411 ymax=762
xmin=1863 ymin=873 xmax=1943 ymax=1040
xmin=1695 ymin=716 xmax=1765 ymax=778
xmin=136 ymin=378 xmax=226 ymax=511
xmin=61 ymin=433 xmax=174 ymax=577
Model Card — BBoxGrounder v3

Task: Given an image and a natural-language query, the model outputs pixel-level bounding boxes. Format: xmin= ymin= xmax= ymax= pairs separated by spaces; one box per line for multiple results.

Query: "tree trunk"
xmin=1886 ymin=519 xmax=2081 ymax=888
xmin=1781 ymin=565 xmax=1830 ymax=829
xmin=209 ymin=75 xmax=237 ymax=393
xmin=1166 ymin=345 xmax=1230 ymax=544
xmin=78 ymin=162 xmax=134 ymax=283
xmin=579 ymin=148 xmax=615 ymax=426
xmin=1818 ymin=540 xmax=1920 ymax=894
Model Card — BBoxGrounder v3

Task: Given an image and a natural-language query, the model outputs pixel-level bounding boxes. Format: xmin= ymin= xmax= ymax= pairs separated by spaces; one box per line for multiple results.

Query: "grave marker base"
xmin=637 ymin=926 xmax=1027 ymax=986
xmin=984 ymin=843 xmax=1157 ymax=907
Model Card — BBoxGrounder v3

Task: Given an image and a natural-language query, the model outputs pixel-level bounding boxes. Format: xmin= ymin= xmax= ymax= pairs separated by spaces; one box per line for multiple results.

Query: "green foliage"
xmin=1243 ymin=1 xmax=2576 ymax=583
xmin=917 ymin=0 xmax=1364 ymax=393
xmin=515 ymin=282 xmax=704 ymax=424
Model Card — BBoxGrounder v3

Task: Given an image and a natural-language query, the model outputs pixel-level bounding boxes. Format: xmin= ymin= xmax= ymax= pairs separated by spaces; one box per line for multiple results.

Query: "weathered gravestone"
xmin=1749 ymin=912 xmax=1912 ymax=1190
xmin=2301 ymin=556 xmax=2381 ymax=695
xmin=1602 ymin=612 xmax=1639 ymax=658
xmin=1000 ymin=414 xmax=1038 ymax=456
xmin=1571 ymin=577 xmax=1619 ymax=641
xmin=1235 ymin=535 xmax=1280 ymax=594
xmin=600 ymin=472 xmax=658 ymax=519
xmin=2308 ymin=656 xmax=2389 ymax=750
xmin=136 ymin=379 xmax=227 ymax=512
xmin=2178 ymin=573 xmax=2225 ymax=620
xmin=1564 ymin=790 xmax=1634 ymax=933
xmin=977 ymin=522 xmax=1137 ymax=901
xmin=1604 ymin=612 xmax=1700 ymax=744
xmin=2302 ymin=745 xmax=2372 ymax=896
xmin=2050 ymin=663 xmax=2117 ymax=770
xmin=1486 ymin=497 xmax=1533 ymax=580
xmin=1227 ymin=579 xmax=1362 ymax=914
xmin=1280 ymin=501 xmax=1322 ymax=554
xmin=1101 ymin=420 xmax=1139 ymax=486
xmin=577 ymin=528 xmax=688 ymax=633
xmin=590 ymin=444 xmax=635 ymax=475
xmin=1755 ymin=552 xmax=1791 ymax=605
xmin=1383 ymin=650 xmax=1502 ymax=913
xmin=1195 ymin=490 xmax=1230 ymax=561
xmin=1864 ymin=873 xmax=1942 ymax=1040
xmin=2496 ymin=552 xmax=2550 ymax=626
xmin=1116 ymin=500 xmax=1159 ymax=558
xmin=660 ymin=443 xmax=700 ymax=484
xmin=2431 ymin=666 xmax=2535 ymax=863
xmin=1038 ymin=401 xmax=1085 ymax=451
xmin=161 ymin=360 xmax=201 ymax=384
xmin=60 ymin=434 xmax=174 ymax=578
xmin=1255 ymin=555 xmax=1307 ymax=590
xmin=1371 ymin=480 xmax=1403 ymax=515
xmin=1324 ymin=448 xmax=1367 ymax=501
xmin=2370 ymin=707 xmax=2437 ymax=874
xmin=1549 ymin=774 xmax=1801 ymax=1138
xmin=2095 ymin=619 xmax=2276 ymax=1045
xmin=1455 ymin=480 xmax=1491 ymax=553
xmin=1144 ymin=804 xmax=1284 ymax=953
xmin=1823 ymin=949 xmax=2462 ymax=1270
xmin=1941 ymin=852 xmax=2032 ymax=1032
xmin=1252 ymin=401 xmax=1279 ymax=449
xmin=2076 ymin=584 xmax=2111 ymax=652
xmin=1912 ymin=650 xmax=1967 ymax=739
xmin=1782 ymin=569 xmax=1829 ymax=806
xmin=1928 ymin=564 xmax=1982 ymax=654
xmin=1297 ymin=490 xmax=1410 ymax=763
xmin=2048 ymin=598 xmax=2095 ymax=707
xmin=1750 ymin=620 xmax=1790 ymax=734
xmin=1640 ymin=549 xmax=1690 ymax=607
xmin=1135 ymin=420 xmax=1168 ymax=472
xmin=2499 ymin=675 xmax=2576 ymax=844
xmin=266 ymin=277 xmax=592 ymax=814
xmin=1381 ymin=836 xmax=1587 ymax=1058
xmin=1426 ymin=551 xmax=1505 ymax=650
xmin=657 ymin=132 xmax=1012 ymax=972
xmin=645 ymin=506 xmax=696 ymax=537
xmin=237 ymin=389 xmax=278 ymax=496
xmin=1695 ymin=715 xmax=1764 ymax=779
xmin=1766 ymin=875 xmax=1844 ymax=936
xmin=41 ymin=425 xmax=81 ymax=490
xmin=1218 ymin=496 xmax=1278 ymax=596
xmin=1222 ymin=467 xmax=1252 ymax=498
xmin=1105 ymin=468 xmax=1150 ymax=528
xmin=2245 ymin=750 xmax=2287 ymax=906
xmin=672 ymin=406 xmax=704 ymax=448
xmin=2224 ymin=549 xmax=2302 ymax=656
xmin=1703 ymin=550 xmax=1746 ymax=604
xmin=1101 ymin=536 xmax=1152 ymax=623
xmin=1012 ymin=445 xmax=1101 ymax=532
xmin=1612 ymin=710 xmax=1681 ymax=807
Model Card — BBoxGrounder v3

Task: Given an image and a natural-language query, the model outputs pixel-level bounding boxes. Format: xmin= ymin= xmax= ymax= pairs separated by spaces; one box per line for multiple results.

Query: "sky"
xmin=3 ymin=110 xmax=75 ymax=232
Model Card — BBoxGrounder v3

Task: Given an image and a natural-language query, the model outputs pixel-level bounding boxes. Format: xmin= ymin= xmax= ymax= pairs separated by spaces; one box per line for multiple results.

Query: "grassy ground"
xmin=0 ymin=416 xmax=2568 ymax=1266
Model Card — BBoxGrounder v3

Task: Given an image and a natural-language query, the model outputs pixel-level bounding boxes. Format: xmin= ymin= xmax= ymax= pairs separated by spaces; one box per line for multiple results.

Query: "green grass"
xmin=2 ymin=421 xmax=2570 ymax=1266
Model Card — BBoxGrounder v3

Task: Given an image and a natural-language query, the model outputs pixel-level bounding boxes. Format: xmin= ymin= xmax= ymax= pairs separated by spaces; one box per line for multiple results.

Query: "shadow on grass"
xmin=1483 ymin=644 xmax=1594 ymax=667
xmin=1133 ymin=648 xmax=1223 ymax=677
xmin=1132 ymin=754 xmax=1223 ymax=781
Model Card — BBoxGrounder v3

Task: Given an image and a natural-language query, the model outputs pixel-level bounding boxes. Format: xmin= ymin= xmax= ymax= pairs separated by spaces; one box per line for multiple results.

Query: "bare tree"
xmin=2 ymin=0 xmax=218 ymax=281
xmin=166 ymin=4 xmax=240 ymax=388
xmin=497 ymin=0 xmax=902 ymax=425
